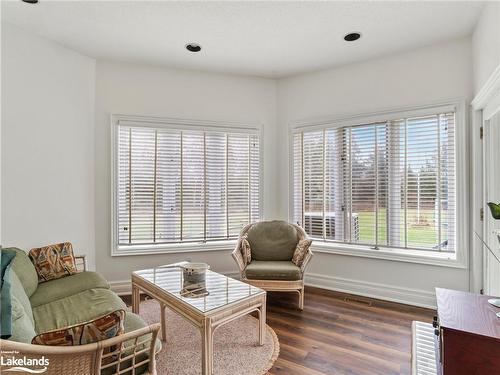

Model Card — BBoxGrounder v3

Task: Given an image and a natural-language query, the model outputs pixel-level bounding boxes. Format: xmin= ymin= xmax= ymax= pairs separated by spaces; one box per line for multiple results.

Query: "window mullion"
xmin=128 ymin=128 xmax=132 ymax=244
xmin=437 ymin=115 xmax=442 ymax=250
xmin=374 ymin=126 xmax=379 ymax=249
xmin=203 ymin=132 xmax=207 ymax=242
xmin=248 ymin=135 xmax=251 ymax=223
xmin=301 ymin=132 xmax=305 ymax=227
xmin=322 ymin=129 xmax=326 ymax=241
xmin=348 ymin=128 xmax=353 ymax=243
xmin=226 ymin=134 xmax=229 ymax=239
xmin=153 ymin=129 xmax=158 ymax=243
xmin=385 ymin=122 xmax=390 ymax=246
xmin=404 ymin=120 xmax=408 ymax=248
xmin=180 ymin=131 xmax=184 ymax=242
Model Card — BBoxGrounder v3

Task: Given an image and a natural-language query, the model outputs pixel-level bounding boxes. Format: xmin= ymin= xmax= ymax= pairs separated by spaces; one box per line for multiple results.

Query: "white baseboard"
xmin=109 ymin=271 xmax=435 ymax=309
xmin=304 ymin=273 xmax=436 ymax=309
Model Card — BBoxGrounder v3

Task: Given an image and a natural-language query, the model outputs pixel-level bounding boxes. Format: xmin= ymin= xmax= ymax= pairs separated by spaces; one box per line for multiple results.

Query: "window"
xmin=292 ymin=110 xmax=456 ymax=254
xmin=113 ymin=119 xmax=261 ymax=253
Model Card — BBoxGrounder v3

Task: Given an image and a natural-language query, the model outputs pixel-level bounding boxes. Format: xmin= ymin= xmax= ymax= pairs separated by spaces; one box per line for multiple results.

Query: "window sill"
xmin=311 ymin=242 xmax=467 ymax=269
xmin=111 ymin=240 xmax=236 ymax=257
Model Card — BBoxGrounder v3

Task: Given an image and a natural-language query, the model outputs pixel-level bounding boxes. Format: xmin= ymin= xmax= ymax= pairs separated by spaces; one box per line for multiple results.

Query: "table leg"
xmin=258 ymin=294 xmax=267 ymax=346
xmin=132 ymin=283 xmax=140 ymax=314
xmin=160 ymin=302 xmax=167 ymax=342
xmin=201 ymin=318 xmax=213 ymax=375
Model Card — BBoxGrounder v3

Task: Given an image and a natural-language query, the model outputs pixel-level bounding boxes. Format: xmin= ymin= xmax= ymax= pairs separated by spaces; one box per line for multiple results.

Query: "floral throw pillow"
xmin=241 ymin=234 xmax=252 ymax=265
xmin=32 ymin=310 xmax=125 ymax=346
xmin=292 ymin=239 xmax=312 ymax=267
xmin=29 ymin=242 xmax=78 ymax=283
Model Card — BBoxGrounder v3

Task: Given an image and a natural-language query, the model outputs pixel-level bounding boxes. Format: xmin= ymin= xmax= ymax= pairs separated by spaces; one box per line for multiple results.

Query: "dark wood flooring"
xmin=122 ymin=286 xmax=435 ymax=375
xmin=265 ymin=287 xmax=434 ymax=375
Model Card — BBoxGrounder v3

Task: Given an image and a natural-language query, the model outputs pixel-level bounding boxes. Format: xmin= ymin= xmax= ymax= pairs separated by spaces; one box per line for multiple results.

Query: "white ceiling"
xmin=1 ymin=1 xmax=485 ymax=78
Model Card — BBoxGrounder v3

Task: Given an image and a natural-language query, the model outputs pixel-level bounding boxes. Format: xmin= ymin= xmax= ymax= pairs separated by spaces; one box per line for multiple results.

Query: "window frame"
xmin=111 ymin=114 xmax=264 ymax=256
xmin=288 ymin=100 xmax=469 ymax=269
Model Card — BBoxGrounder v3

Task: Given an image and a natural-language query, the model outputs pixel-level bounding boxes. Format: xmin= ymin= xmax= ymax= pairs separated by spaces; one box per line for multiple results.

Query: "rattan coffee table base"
xmin=132 ymin=274 xmax=266 ymax=375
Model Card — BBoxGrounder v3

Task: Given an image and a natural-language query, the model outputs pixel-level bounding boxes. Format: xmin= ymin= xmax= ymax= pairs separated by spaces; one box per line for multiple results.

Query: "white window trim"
xmin=288 ymin=99 xmax=469 ymax=269
xmin=113 ymin=239 xmax=237 ymax=257
xmin=110 ymin=114 xmax=264 ymax=257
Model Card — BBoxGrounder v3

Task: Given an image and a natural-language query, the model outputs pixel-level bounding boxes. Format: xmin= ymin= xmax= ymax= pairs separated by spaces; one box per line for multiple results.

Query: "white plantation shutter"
xmin=116 ymin=123 xmax=261 ymax=248
xmin=182 ymin=132 xmax=205 ymax=241
xmin=302 ymin=131 xmax=324 ymax=238
xmin=325 ymin=129 xmax=344 ymax=242
xmin=206 ymin=132 xmax=227 ymax=240
xmin=249 ymin=135 xmax=260 ymax=223
xmin=129 ymin=127 xmax=155 ymax=244
xmin=293 ymin=110 xmax=456 ymax=253
xmin=227 ymin=134 xmax=250 ymax=236
xmin=156 ymin=130 xmax=182 ymax=242
xmin=293 ymin=133 xmax=303 ymax=228
xmin=117 ymin=126 xmax=131 ymax=244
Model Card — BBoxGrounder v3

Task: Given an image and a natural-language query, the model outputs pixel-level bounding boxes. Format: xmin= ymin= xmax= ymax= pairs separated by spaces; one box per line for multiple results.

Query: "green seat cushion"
xmin=10 ymin=294 xmax=37 ymax=343
xmin=123 ymin=312 xmax=162 ymax=351
xmin=246 ymin=221 xmax=299 ymax=261
xmin=245 ymin=261 xmax=302 ymax=281
xmin=101 ymin=312 xmax=161 ymax=375
xmin=30 ymin=271 xmax=110 ymax=308
xmin=8 ymin=247 xmax=39 ymax=297
xmin=10 ymin=271 xmax=34 ymax=326
xmin=33 ymin=288 xmax=126 ymax=334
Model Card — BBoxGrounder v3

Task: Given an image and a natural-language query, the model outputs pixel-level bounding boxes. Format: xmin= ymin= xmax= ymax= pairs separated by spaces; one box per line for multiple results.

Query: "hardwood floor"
xmin=265 ymin=287 xmax=435 ymax=375
xmin=122 ymin=286 xmax=435 ymax=375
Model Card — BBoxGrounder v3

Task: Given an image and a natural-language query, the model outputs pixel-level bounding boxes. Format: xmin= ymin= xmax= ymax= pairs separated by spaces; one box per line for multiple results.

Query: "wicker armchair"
xmin=232 ymin=220 xmax=313 ymax=310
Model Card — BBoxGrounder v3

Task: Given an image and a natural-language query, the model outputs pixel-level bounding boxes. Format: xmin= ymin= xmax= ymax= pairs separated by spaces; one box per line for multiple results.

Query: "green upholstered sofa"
xmin=0 ymin=248 xmax=160 ymax=375
xmin=232 ymin=221 xmax=313 ymax=310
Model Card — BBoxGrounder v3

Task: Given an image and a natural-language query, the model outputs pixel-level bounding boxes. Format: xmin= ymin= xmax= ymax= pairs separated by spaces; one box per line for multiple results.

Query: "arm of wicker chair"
xmin=231 ymin=223 xmax=255 ymax=279
xmin=0 ymin=323 xmax=161 ymax=375
xmin=300 ymin=248 xmax=314 ymax=274
xmin=291 ymin=223 xmax=314 ymax=275
xmin=231 ymin=246 xmax=246 ymax=278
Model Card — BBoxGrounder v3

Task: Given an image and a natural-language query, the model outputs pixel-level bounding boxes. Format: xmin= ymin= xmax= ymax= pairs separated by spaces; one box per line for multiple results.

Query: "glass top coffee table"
xmin=131 ymin=263 xmax=266 ymax=375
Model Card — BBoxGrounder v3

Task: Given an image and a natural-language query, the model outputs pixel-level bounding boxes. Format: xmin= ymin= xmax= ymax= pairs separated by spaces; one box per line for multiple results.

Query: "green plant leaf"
xmin=487 ymin=202 xmax=500 ymax=220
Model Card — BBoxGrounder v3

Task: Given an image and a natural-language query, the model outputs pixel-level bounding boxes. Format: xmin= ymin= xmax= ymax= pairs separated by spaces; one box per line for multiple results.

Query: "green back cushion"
xmin=8 ymin=248 xmax=38 ymax=297
xmin=1 ymin=249 xmax=16 ymax=338
xmin=30 ymin=271 xmax=110 ymax=308
xmin=246 ymin=220 xmax=299 ymax=261
xmin=10 ymin=271 xmax=34 ymax=326
xmin=10 ymin=294 xmax=36 ymax=343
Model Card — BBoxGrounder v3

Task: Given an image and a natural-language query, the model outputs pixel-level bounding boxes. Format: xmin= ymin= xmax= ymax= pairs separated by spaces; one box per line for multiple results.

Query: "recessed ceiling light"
xmin=185 ymin=43 xmax=202 ymax=52
xmin=22 ymin=0 xmax=38 ymax=3
xmin=344 ymin=32 xmax=361 ymax=42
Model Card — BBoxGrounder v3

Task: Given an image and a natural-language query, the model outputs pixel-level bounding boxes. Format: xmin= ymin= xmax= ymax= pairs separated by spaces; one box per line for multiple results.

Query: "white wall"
xmin=472 ymin=2 xmax=500 ymax=94
xmin=94 ymin=61 xmax=278 ymax=282
xmin=1 ymin=22 xmax=478 ymax=307
xmin=277 ymin=38 xmax=473 ymax=307
xmin=1 ymin=23 xmax=96 ymax=269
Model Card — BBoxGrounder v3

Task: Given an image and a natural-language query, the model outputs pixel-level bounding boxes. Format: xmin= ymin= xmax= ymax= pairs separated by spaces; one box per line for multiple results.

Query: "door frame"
xmin=471 ymin=64 xmax=500 ymax=294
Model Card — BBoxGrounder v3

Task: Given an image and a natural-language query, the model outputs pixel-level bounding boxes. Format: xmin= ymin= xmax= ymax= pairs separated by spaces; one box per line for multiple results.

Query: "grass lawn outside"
xmin=357 ymin=208 xmax=445 ymax=249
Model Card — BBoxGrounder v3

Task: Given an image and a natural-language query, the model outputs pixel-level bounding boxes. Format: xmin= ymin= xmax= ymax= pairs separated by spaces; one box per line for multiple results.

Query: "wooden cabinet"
xmin=435 ymin=288 xmax=500 ymax=375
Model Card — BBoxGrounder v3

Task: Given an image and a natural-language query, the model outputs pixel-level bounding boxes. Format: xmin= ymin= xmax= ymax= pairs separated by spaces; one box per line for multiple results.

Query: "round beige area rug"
xmin=138 ymin=299 xmax=279 ymax=375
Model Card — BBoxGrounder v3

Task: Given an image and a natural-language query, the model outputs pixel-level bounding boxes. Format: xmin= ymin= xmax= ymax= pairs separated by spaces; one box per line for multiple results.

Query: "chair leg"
xmin=298 ymin=287 xmax=304 ymax=310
